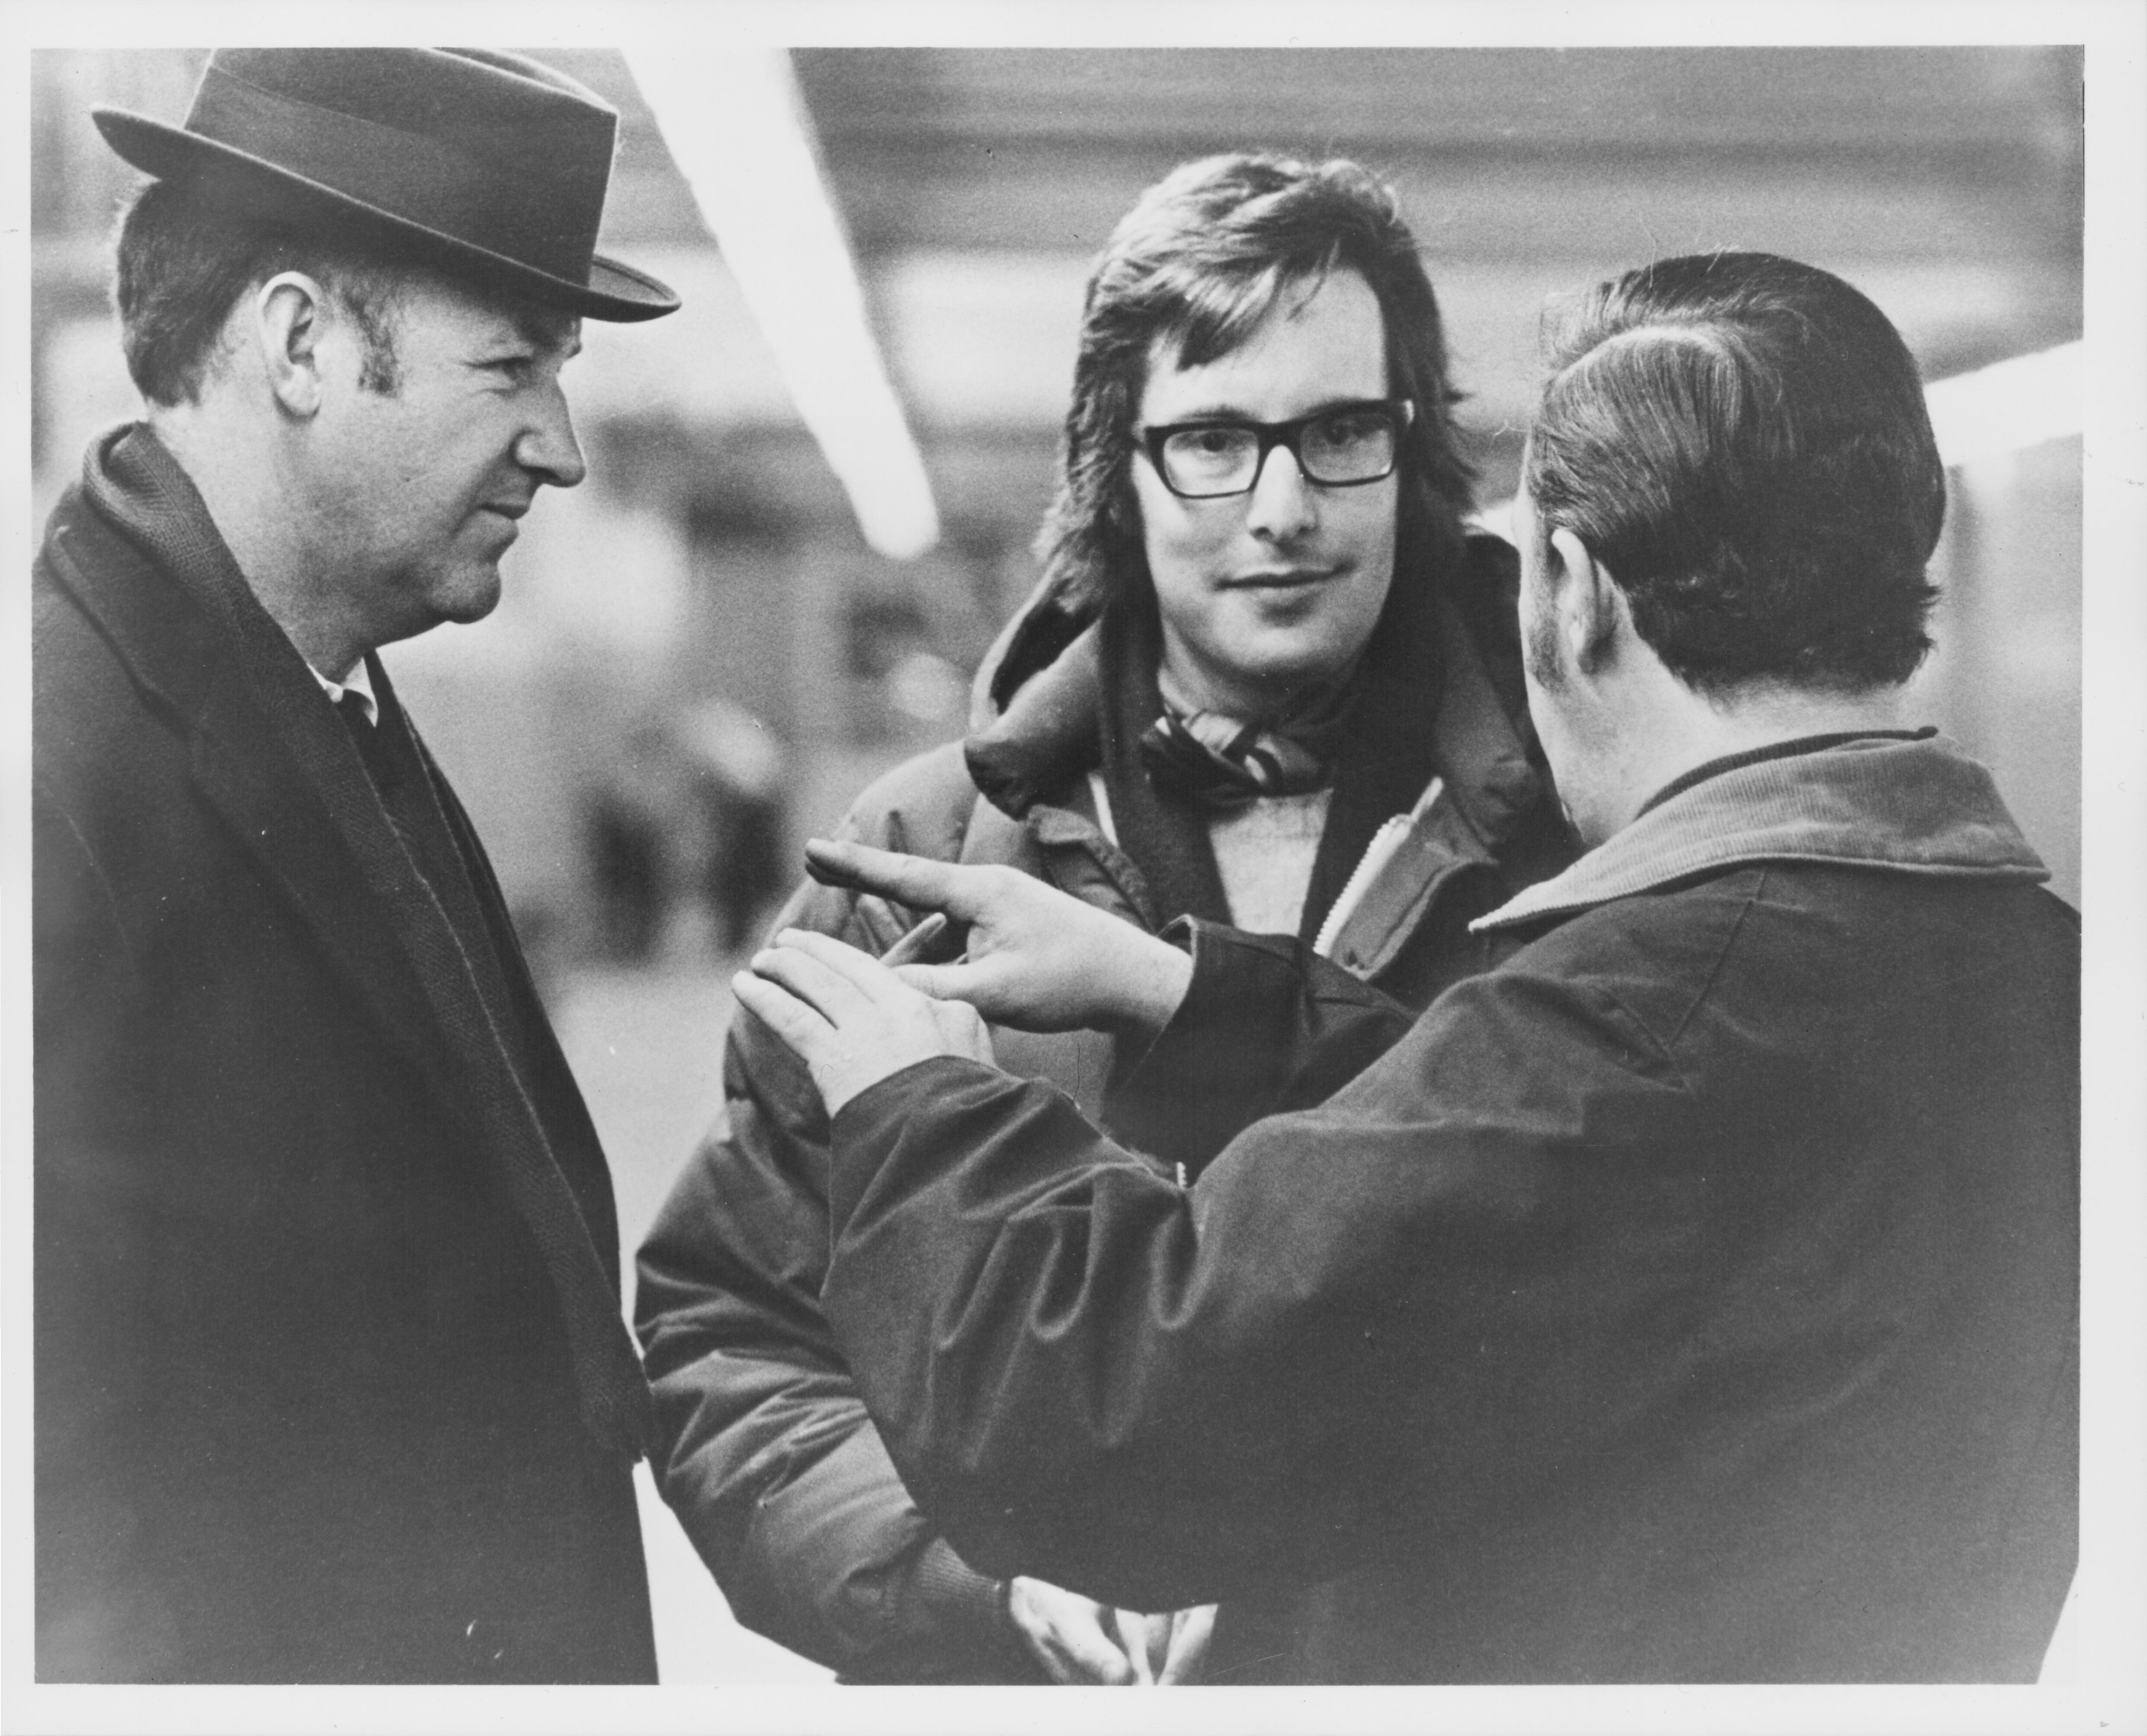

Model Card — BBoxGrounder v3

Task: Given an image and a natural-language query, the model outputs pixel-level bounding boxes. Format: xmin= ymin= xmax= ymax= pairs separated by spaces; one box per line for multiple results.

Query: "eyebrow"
xmin=499 ymin=306 xmax=582 ymax=359
xmin=1147 ymin=394 xmax=1391 ymax=425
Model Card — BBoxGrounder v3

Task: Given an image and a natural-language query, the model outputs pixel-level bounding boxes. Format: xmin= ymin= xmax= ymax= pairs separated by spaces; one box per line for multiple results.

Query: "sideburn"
xmin=1524 ymin=582 xmax=1568 ymax=695
xmin=1523 ymin=530 xmax=1571 ymax=695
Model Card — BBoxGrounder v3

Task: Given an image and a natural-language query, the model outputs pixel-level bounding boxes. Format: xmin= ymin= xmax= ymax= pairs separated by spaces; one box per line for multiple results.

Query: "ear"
xmin=1547 ymin=526 xmax=1625 ymax=676
xmin=253 ymin=272 xmax=329 ymax=419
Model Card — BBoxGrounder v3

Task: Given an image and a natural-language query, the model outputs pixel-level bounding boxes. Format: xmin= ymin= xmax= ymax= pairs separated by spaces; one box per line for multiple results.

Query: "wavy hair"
xmin=1033 ymin=152 xmax=1474 ymax=613
xmin=1525 ymin=252 xmax=1945 ymax=694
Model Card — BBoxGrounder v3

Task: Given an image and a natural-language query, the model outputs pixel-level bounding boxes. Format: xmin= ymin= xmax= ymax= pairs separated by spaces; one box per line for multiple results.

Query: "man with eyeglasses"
xmin=634 ymin=152 xmax=1573 ymax=1683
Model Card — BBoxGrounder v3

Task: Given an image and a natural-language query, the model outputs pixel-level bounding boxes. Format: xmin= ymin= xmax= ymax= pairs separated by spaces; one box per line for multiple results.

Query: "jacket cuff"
xmin=907 ymin=1536 xmax=1036 ymax=1679
xmin=1105 ymin=918 xmax=1309 ymax=1178
xmin=909 ymin=1535 xmax=1010 ymax=1631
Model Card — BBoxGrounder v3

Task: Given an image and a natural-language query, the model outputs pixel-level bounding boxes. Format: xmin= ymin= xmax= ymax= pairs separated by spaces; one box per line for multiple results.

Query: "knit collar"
xmin=1474 ymin=733 xmax=2047 ymax=933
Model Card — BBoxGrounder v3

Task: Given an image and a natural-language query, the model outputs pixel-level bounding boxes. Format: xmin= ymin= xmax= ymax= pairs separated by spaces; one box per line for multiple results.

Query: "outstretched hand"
xmin=733 ymin=928 xmax=995 ymax=1117
xmin=804 ymin=838 xmax=1192 ymax=1036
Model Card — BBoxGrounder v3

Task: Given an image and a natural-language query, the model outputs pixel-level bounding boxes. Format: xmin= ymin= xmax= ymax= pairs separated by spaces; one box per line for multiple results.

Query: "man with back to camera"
xmin=33 ymin=49 xmax=679 ymax=1681
xmin=632 ymin=151 xmax=1575 ymax=1683
xmin=737 ymin=253 xmax=2080 ymax=1683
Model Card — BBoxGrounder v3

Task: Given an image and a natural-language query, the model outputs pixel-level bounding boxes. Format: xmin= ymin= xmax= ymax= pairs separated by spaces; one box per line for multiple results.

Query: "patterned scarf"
xmin=1139 ymin=676 xmax=1356 ymax=809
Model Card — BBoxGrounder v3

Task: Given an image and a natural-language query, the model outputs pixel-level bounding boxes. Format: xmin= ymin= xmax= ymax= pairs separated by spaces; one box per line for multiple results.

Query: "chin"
xmin=1223 ymin=588 xmax=1384 ymax=676
xmin=433 ymin=562 xmax=505 ymax=626
xmin=1233 ymin=625 xmax=1368 ymax=692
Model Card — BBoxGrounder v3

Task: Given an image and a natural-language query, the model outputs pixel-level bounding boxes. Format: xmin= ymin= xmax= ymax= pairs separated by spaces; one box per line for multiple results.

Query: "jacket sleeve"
xmin=633 ymin=792 xmax=1038 ymax=1682
xmin=1105 ymin=918 xmax=1419 ymax=1178
xmin=820 ymin=926 xmax=1697 ymax=1614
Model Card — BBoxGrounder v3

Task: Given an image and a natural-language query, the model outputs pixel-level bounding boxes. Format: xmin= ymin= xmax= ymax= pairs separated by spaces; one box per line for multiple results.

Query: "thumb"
xmin=891 ymin=959 xmax=986 ymax=1003
xmin=929 ymin=996 xmax=995 ymax=1067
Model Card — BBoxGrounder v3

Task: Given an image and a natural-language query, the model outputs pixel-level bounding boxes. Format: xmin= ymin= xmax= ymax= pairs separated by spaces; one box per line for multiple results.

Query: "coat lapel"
xmin=185 ymin=656 xmax=452 ymax=1064
xmin=185 ymin=674 xmax=652 ymax=1453
xmin=55 ymin=427 xmax=652 ymax=1456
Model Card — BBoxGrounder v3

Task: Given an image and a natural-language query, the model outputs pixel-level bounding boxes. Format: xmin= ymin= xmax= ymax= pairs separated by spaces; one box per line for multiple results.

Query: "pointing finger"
xmin=805 ymin=838 xmax=971 ymax=918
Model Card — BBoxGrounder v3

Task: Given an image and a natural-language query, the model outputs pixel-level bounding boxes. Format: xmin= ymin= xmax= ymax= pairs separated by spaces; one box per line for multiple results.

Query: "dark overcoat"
xmin=32 ymin=425 xmax=656 ymax=1683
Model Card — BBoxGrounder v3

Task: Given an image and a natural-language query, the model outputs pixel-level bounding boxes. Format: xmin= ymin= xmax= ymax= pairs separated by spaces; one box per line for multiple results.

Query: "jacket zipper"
xmin=1314 ymin=775 xmax=1447 ymax=960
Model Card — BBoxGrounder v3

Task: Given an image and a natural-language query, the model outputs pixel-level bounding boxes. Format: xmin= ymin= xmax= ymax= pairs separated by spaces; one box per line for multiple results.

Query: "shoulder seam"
xmin=1657 ymin=871 xmax=1761 ymax=1055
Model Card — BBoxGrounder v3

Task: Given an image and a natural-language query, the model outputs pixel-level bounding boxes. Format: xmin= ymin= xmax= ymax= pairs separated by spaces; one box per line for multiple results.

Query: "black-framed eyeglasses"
xmin=1137 ymin=398 xmax=1416 ymax=499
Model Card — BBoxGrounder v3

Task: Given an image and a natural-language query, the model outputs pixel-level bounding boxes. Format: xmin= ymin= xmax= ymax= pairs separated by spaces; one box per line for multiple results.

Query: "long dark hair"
xmin=1033 ymin=152 xmax=1474 ymax=616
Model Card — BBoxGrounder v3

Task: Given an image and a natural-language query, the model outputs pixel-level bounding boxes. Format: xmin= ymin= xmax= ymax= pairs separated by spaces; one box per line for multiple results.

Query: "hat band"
xmin=186 ymin=64 xmax=603 ymax=283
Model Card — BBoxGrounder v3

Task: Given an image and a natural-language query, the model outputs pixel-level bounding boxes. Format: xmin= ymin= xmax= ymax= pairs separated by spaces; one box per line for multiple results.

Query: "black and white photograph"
xmin=8 ymin=5 xmax=2143 ymax=1734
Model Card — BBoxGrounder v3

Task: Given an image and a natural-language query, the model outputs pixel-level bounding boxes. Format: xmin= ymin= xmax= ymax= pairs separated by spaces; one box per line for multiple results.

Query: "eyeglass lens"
xmin=1161 ymin=405 xmax=1400 ymax=497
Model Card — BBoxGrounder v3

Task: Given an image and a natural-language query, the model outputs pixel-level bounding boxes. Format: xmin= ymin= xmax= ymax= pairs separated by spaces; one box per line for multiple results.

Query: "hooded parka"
xmin=634 ymin=533 xmax=1574 ymax=1679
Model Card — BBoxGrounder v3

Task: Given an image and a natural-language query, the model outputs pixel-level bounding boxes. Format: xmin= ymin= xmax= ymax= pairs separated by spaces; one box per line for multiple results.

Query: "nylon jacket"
xmin=818 ymin=735 xmax=2080 ymax=1682
xmin=634 ymin=537 xmax=1573 ymax=1680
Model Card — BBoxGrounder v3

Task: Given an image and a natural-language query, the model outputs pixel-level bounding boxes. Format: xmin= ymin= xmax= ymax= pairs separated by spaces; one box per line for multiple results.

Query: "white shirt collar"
xmin=311 ymin=656 xmax=379 ymax=727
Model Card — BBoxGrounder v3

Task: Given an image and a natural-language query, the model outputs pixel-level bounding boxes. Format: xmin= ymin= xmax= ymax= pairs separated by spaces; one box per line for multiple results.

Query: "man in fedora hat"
xmin=33 ymin=49 xmax=678 ymax=1681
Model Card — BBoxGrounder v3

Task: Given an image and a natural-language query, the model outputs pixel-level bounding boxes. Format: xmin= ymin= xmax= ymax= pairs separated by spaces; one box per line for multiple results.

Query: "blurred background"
xmin=30 ymin=45 xmax=2084 ymax=1683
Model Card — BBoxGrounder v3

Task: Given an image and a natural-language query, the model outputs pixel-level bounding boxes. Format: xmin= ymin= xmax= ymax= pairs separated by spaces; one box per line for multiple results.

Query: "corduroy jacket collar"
xmin=1475 ymin=733 xmax=2049 ymax=933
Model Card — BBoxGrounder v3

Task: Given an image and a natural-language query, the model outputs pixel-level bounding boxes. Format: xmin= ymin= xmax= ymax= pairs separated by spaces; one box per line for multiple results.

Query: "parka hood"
xmin=961 ymin=563 xmax=1107 ymax=820
xmin=961 ymin=532 xmax=1547 ymax=843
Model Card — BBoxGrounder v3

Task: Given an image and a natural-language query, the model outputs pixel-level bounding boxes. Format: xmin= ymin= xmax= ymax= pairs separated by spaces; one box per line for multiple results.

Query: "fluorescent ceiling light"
xmin=624 ymin=47 xmax=939 ymax=562
xmin=1925 ymin=342 xmax=2083 ymax=471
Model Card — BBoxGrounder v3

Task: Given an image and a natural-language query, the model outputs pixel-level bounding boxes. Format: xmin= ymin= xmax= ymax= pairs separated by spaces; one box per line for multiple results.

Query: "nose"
xmin=1244 ymin=441 xmax=1317 ymax=541
xmin=516 ymin=381 xmax=587 ymax=490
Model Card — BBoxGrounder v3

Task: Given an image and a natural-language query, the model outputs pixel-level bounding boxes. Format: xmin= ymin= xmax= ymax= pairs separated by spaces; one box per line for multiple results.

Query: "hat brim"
xmin=93 ymin=105 xmax=680 ymax=323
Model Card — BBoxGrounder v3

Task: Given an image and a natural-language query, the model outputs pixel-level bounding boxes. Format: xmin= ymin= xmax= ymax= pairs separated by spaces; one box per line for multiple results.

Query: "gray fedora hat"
xmin=94 ymin=48 xmax=679 ymax=322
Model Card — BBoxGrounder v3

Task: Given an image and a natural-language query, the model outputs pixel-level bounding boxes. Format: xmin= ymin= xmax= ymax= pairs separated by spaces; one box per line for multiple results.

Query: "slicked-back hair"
xmin=112 ymin=175 xmax=410 ymax=407
xmin=1034 ymin=152 xmax=1475 ymax=613
xmin=1525 ymin=252 xmax=1945 ymax=696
